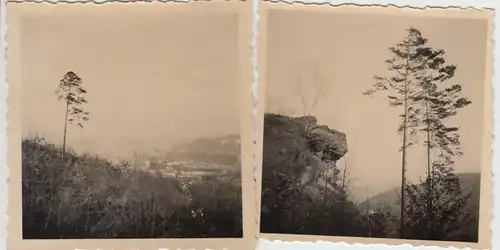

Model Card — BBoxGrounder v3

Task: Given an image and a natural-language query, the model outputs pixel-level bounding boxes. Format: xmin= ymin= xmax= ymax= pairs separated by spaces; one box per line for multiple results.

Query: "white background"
xmin=1 ymin=0 xmax=498 ymax=249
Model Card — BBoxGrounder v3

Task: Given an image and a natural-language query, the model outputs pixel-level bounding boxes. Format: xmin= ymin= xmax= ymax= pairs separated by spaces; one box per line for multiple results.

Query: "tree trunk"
xmin=400 ymin=46 xmax=410 ymax=239
xmin=62 ymin=86 xmax=71 ymax=158
xmin=400 ymin=90 xmax=408 ymax=238
xmin=425 ymin=99 xmax=433 ymax=236
xmin=341 ymin=157 xmax=348 ymax=193
xmin=425 ymin=101 xmax=431 ymax=178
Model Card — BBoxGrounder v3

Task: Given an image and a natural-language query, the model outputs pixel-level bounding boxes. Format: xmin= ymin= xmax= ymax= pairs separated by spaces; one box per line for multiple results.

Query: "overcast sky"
xmin=265 ymin=9 xmax=489 ymax=200
xmin=20 ymin=5 xmax=240 ymax=161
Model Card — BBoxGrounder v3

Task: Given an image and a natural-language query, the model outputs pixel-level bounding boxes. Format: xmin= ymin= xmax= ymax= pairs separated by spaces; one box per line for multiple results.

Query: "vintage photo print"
xmin=256 ymin=2 xmax=493 ymax=249
xmin=6 ymin=1 xmax=254 ymax=250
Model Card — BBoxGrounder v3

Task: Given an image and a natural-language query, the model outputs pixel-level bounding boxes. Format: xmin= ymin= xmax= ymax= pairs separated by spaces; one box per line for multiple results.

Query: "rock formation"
xmin=261 ymin=113 xmax=348 ymax=203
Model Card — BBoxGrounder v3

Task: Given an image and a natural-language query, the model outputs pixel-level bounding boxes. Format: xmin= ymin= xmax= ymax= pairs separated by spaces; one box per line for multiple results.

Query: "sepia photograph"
xmin=257 ymin=3 xmax=493 ymax=249
xmin=7 ymin=2 xmax=254 ymax=250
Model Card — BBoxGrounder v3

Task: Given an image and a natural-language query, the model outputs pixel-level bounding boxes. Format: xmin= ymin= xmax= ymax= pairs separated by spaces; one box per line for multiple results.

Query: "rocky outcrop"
xmin=261 ymin=114 xmax=348 ymax=203
xmin=293 ymin=115 xmax=347 ymax=162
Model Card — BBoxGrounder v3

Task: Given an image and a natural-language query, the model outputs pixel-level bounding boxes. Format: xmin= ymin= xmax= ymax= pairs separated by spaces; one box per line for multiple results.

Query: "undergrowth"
xmin=21 ymin=137 xmax=242 ymax=239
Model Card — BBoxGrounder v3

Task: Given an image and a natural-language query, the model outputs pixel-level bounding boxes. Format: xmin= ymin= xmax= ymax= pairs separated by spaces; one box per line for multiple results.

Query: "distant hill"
xmin=359 ymin=172 xmax=481 ymax=241
xmin=129 ymin=134 xmax=242 ymax=180
xmin=173 ymin=134 xmax=240 ymax=155
xmin=360 ymin=172 xmax=481 ymax=217
xmin=166 ymin=134 xmax=241 ymax=166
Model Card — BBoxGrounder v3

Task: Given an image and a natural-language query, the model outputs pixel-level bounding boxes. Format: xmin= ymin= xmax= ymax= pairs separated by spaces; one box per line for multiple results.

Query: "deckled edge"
xmin=254 ymin=1 xmax=497 ymax=250
xmin=258 ymin=239 xmax=492 ymax=250
xmin=251 ymin=0 xmax=259 ymax=246
xmin=6 ymin=0 xmax=247 ymax=4
xmin=260 ymin=0 xmax=494 ymax=11
xmin=2 ymin=0 xmax=7 ymax=250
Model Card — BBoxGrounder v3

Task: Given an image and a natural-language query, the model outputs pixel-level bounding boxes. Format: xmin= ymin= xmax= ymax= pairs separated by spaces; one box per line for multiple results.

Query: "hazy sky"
xmin=21 ymin=6 xmax=240 ymax=160
xmin=265 ymin=9 xmax=489 ymax=200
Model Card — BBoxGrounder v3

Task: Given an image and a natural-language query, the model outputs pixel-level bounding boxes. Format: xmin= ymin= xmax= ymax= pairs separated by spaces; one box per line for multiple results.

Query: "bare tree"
xmin=294 ymin=66 xmax=326 ymax=117
xmin=340 ymin=155 xmax=350 ymax=195
xmin=55 ymin=71 xmax=90 ymax=157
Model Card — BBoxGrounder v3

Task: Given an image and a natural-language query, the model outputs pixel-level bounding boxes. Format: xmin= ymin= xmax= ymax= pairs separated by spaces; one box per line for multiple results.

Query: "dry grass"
xmin=21 ymin=137 xmax=242 ymax=239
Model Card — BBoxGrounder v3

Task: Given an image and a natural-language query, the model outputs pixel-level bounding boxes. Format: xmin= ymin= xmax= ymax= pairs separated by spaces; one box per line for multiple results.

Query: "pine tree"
xmin=412 ymin=82 xmax=471 ymax=227
xmin=403 ymin=28 xmax=472 ymax=235
xmin=403 ymin=81 xmax=472 ymax=239
xmin=55 ymin=71 xmax=90 ymax=157
xmin=364 ymin=27 xmax=473 ymax=238
xmin=363 ymin=27 xmax=429 ymax=238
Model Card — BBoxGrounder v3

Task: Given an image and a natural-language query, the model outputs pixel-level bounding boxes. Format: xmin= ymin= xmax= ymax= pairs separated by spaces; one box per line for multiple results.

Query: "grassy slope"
xmin=21 ymin=138 xmax=242 ymax=239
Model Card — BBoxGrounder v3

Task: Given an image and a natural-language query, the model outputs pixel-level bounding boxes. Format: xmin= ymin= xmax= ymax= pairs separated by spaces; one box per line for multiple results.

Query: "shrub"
xmin=21 ymin=137 xmax=242 ymax=238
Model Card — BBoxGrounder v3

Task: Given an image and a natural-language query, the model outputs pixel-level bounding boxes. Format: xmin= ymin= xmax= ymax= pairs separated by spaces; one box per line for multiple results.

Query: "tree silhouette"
xmin=340 ymin=155 xmax=350 ymax=195
xmin=382 ymin=27 xmax=471 ymax=231
xmin=294 ymin=66 xmax=326 ymax=117
xmin=364 ymin=27 xmax=472 ymax=239
xmin=363 ymin=27 xmax=430 ymax=237
xmin=411 ymin=61 xmax=471 ymax=227
xmin=55 ymin=71 xmax=90 ymax=157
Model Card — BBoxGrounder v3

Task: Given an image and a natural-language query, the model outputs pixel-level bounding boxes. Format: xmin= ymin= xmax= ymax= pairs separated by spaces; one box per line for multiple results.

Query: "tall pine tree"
xmin=55 ymin=71 xmax=90 ymax=157
xmin=365 ymin=26 xmax=473 ymax=239
xmin=363 ymin=27 xmax=429 ymax=238
xmin=402 ymin=27 xmax=472 ymax=239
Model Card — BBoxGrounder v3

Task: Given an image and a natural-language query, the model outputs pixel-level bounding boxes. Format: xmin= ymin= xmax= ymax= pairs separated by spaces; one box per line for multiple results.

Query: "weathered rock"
xmin=261 ymin=114 xmax=348 ymax=203
xmin=287 ymin=116 xmax=347 ymax=160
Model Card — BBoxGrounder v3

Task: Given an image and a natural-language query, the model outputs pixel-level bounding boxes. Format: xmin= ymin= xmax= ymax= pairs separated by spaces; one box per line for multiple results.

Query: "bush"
xmin=21 ymin=137 xmax=242 ymax=239
xmin=259 ymin=114 xmax=370 ymax=236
